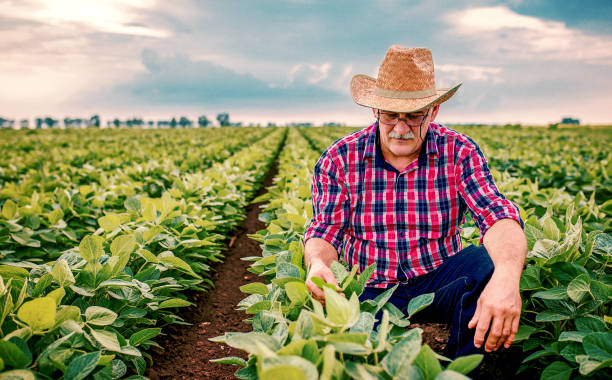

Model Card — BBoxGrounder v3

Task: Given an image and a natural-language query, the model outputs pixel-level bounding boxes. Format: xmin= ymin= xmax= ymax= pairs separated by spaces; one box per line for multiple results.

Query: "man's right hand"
xmin=305 ymin=260 xmax=339 ymax=305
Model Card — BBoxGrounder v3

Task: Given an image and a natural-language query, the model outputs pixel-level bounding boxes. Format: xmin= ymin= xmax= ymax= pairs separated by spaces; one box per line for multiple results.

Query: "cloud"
xmin=436 ymin=64 xmax=503 ymax=85
xmin=0 ymin=0 xmax=170 ymax=37
xmin=75 ymin=49 xmax=345 ymax=109
xmin=446 ymin=6 xmax=612 ymax=64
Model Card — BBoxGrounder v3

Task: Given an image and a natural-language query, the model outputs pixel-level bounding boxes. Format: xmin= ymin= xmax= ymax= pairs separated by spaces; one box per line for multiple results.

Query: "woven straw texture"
xmin=351 ymin=45 xmax=461 ymax=113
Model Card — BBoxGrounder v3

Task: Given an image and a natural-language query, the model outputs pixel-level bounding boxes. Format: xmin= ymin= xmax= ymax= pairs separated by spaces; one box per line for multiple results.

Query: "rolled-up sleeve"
xmin=456 ymin=144 xmax=523 ymax=242
xmin=304 ymin=150 xmax=350 ymax=253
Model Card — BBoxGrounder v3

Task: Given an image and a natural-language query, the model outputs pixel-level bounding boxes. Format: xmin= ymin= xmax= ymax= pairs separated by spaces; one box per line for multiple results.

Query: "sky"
xmin=1 ymin=0 xmax=611 ymax=126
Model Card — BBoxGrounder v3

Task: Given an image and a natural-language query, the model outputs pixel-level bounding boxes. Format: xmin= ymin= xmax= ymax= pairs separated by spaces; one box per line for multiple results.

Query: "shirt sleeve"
xmin=303 ymin=149 xmax=350 ymax=253
xmin=456 ymin=143 xmax=523 ymax=242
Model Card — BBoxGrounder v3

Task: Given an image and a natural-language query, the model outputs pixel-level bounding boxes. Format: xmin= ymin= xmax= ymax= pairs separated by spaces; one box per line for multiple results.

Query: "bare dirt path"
xmin=146 ymin=163 xmax=277 ymax=380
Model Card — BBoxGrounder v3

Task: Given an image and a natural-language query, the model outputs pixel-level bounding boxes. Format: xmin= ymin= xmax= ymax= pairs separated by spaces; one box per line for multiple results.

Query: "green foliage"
xmin=0 ymin=127 xmax=286 ymax=378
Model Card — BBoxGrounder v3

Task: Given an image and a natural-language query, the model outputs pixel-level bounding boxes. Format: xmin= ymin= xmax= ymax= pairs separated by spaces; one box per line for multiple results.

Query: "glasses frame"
xmin=377 ymin=108 xmax=431 ymax=126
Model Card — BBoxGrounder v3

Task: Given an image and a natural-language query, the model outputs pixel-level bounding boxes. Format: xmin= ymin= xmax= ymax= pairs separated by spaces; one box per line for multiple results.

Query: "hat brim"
xmin=350 ymin=74 xmax=461 ymax=113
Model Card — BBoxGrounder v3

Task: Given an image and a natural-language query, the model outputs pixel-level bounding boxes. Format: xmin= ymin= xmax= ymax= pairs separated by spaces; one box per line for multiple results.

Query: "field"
xmin=0 ymin=125 xmax=610 ymax=379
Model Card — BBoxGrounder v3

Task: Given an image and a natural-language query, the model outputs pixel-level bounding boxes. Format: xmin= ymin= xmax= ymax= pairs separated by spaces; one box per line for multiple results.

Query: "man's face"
xmin=374 ymin=105 xmax=439 ymax=161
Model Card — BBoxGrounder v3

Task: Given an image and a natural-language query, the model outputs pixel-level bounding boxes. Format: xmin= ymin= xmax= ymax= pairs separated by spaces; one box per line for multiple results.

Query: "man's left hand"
xmin=468 ymin=272 xmax=522 ymax=352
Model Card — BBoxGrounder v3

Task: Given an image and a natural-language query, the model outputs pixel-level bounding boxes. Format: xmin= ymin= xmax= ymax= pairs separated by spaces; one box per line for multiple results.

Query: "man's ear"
xmin=430 ymin=105 xmax=440 ymax=121
xmin=372 ymin=108 xmax=378 ymax=117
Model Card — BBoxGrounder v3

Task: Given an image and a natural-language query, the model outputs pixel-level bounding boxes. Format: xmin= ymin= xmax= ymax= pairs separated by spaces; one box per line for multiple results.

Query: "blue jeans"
xmin=359 ymin=245 xmax=494 ymax=359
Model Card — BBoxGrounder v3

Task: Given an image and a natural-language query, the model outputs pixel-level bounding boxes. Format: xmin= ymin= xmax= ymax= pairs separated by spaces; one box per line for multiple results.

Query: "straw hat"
xmin=350 ymin=45 xmax=461 ymax=113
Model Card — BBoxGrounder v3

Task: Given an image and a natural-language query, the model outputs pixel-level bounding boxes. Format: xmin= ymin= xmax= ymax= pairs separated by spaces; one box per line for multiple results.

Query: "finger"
xmin=493 ymin=317 xmax=513 ymax=351
xmin=504 ymin=316 xmax=520 ymax=349
xmin=468 ymin=301 xmax=482 ymax=330
xmin=473 ymin=309 xmax=491 ymax=349
xmin=306 ymin=278 xmax=325 ymax=300
xmin=321 ymin=271 xmax=340 ymax=290
xmin=485 ymin=317 xmax=504 ymax=352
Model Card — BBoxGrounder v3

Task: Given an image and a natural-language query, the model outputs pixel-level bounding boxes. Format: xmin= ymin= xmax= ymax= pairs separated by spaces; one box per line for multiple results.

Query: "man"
xmin=303 ymin=45 xmax=527 ymax=359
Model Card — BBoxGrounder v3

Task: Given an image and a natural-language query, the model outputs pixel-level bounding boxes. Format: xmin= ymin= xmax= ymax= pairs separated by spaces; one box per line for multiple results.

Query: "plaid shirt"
xmin=304 ymin=122 xmax=523 ymax=288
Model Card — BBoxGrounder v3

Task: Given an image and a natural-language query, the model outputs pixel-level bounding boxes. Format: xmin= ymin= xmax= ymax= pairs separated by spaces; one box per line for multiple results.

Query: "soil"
xmin=146 ymin=164 xmax=276 ymax=380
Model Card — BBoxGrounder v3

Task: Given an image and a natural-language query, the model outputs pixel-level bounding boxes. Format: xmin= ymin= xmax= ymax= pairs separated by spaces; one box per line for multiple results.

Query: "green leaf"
xmin=209 ymin=356 xmax=248 ymax=367
xmin=224 ymin=332 xmax=281 ymax=354
xmin=550 ymin=262 xmax=589 ymax=286
xmin=413 ymin=344 xmax=442 ymax=380
xmin=543 ymin=217 xmax=561 ymax=241
xmin=261 ymin=356 xmax=318 ymax=380
xmin=158 ymin=298 xmax=192 ymax=309
xmin=17 ymin=297 xmax=56 ymax=331
xmin=284 ymin=281 xmax=308 ymax=305
xmin=2 ymin=200 xmax=17 ymax=219
xmin=85 ymin=306 xmax=118 ymax=326
xmin=324 ymin=287 xmax=359 ymax=327
xmin=434 ymin=370 xmax=470 ymax=380
xmin=79 ymin=235 xmax=104 ymax=262
xmin=592 ymin=233 xmax=611 ymax=256
xmin=540 ymin=361 xmax=573 ymax=380
xmin=407 ymin=293 xmax=435 ymax=318
xmin=520 ymin=265 xmax=541 ymax=290
xmin=159 ymin=256 xmax=199 ymax=277
xmin=567 ymin=274 xmax=591 ymax=303
xmin=0 ymin=340 xmax=30 ymax=368
xmin=381 ymin=328 xmax=422 ymax=376
xmin=239 ymin=282 xmax=269 ymax=296
xmin=124 ymin=197 xmax=141 ymax=212
xmin=0 ymin=370 xmax=36 ymax=380
xmin=446 ymin=355 xmax=483 ymax=375
xmin=532 ymin=287 xmax=569 ymax=300
xmin=575 ymin=315 xmax=607 ymax=333
xmin=128 ymin=328 xmax=162 ymax=346
xmin=98 ymin=214 xmax=120 ymax=232
xmin=583 ymin=332 xmax=612 ymax=362
xmin=90 ymin=329 xmax=121 ymax=352
xmin=514 ymin=325 xmax=537 ymax=342
xmin=64 ymin=351 xmax=101 ymax=380
xmin=260 ymin=365 xmax=307 ymax=380
xmin=51 ymin=259 xmax=75 ymax=287
xmin=330 ymin=261 xmax=348 ymax=285
xmin=110 ymin=235 xmax=136 ymax=257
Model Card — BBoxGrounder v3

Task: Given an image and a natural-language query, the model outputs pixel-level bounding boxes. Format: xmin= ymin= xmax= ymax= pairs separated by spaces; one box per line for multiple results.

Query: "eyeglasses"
xmin=377 ymin=109 xmax=430 ymax=126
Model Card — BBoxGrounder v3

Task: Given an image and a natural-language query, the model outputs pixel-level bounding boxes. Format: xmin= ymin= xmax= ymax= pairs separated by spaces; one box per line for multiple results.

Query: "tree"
xmin=113 ymin=118 xmax=121 ymax=128
xmin=89 ymin=115 xmax=100 ymax=127
xmin=217 ymin=113 xmax=230 ymax=126
xmin=179 ymin=116 xmax=192 ymax=128
xmin=198 ymin=115 xmax=210 ymax=127
xmin=44 ymin=117 xmax=58 ymax=128
xmin=170 ymin=117 xmax=177 ymax=128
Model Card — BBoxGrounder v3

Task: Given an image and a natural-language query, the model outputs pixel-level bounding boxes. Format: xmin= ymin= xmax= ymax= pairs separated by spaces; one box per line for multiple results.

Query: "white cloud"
xmin=447 ymin=6 xmax=612 ymax=64
xmin=0 ymin=0 xmax=170 ymax=37
xmin=437 ymin=64 xmax=503 ymax=84
xmin=287 ymin=63 xmax=332 ymax=86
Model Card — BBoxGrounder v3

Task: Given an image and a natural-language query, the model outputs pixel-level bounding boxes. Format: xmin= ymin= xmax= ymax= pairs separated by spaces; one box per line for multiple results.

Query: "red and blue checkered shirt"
xmin=304 ymin=122 xmax=523 ymax=288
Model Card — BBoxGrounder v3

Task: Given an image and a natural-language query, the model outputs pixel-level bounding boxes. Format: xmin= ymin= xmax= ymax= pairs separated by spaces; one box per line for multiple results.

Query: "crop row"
xmin=0 ymin=128 xmax=286 ymax=378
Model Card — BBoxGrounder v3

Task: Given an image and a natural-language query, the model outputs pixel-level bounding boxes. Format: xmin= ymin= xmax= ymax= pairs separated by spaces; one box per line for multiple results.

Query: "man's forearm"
xmin=482 ymin=218 xmax=527 ymax=281
xmin=304 ymin=237 xmax=339 ymax=269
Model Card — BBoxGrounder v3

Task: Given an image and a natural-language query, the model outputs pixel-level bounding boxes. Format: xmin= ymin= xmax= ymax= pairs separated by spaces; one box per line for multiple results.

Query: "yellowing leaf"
xmin=79 ymin=235 xmax=104 ymax=262
xmin=110 ymin=235 xmax=136 ymax=257
xmin=47 ymin=287 xmax=66 ymax=306
xmin=51 ymin=259 xmax=75 ymax=287
xmin=17 ymin=297 xmax=56 ymax=331
xmin=98 ymin=213 xmax=120 ymax=232
xmin=2 ymin=200 xmax=17 ymax=219
xmin=47 ymin=208 xmax=64 ymax=226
